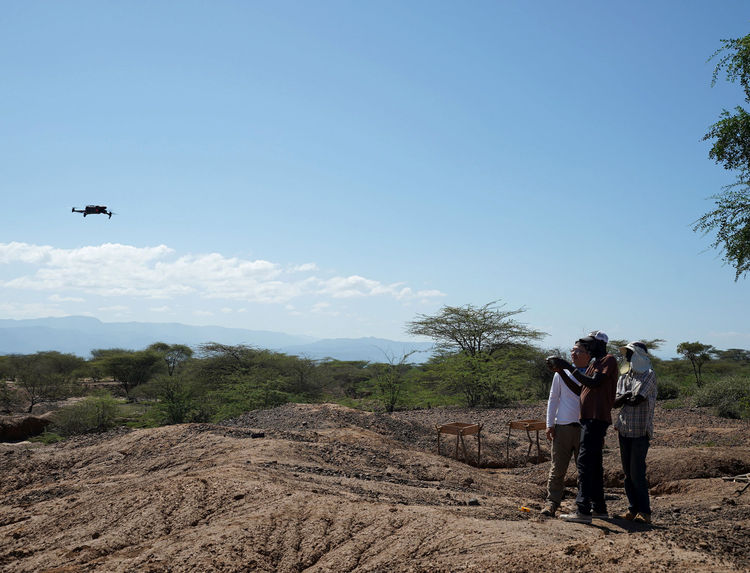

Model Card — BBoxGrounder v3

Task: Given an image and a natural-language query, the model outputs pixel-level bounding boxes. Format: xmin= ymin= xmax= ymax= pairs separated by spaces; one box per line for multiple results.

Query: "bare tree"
xmin=372 ymin=350 xmax=418 ymax=413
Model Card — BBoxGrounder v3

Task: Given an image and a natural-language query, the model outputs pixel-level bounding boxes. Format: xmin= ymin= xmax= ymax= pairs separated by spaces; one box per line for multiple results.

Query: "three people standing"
xmin=546 ymin=331 xmax=656 ymax=524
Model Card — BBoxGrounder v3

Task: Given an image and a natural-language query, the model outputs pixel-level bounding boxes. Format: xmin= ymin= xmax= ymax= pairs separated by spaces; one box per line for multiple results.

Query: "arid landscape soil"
xmin=2 ymin=402 xmax=750 ymax=572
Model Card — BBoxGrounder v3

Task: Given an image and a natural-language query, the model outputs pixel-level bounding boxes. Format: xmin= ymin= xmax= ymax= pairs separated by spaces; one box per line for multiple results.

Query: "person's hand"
xmin=613 ymin=391 xmax=632 ymax=408
xmin=546 ymin=356 xmax=573 ymax=373
xmin=546 ymin=427 xmax=555 ymax=441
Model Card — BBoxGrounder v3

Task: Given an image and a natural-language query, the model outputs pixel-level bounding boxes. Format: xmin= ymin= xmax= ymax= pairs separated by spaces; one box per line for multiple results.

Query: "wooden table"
xmin=506 ymin=419 xmax=546 ymax=464
xmin=436 ymin=422 xmax=482 ymax=467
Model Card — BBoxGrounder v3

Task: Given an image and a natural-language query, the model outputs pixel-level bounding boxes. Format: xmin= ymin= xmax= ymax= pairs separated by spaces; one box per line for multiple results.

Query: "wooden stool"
xmin=506 ymin=419 xmax=546 ymax=464
xmin=436 ymin=422 xmax=482 ymax=467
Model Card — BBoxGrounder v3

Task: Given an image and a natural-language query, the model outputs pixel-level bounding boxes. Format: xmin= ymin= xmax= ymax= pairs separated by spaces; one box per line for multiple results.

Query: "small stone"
xmin=710 ymin=505 xmax=721 ymax=512
xmin=467 ymin=498 xmax=480 ymax=506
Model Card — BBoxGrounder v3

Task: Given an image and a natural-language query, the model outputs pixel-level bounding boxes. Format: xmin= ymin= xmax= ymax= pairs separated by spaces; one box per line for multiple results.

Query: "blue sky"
xmin=1 ymin=1 xmax=748 ymax=357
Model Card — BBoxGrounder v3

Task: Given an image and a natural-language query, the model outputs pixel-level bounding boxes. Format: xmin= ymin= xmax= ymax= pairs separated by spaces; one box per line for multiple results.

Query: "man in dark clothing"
xmin=547 ymin=330 xmax=618 ymax=524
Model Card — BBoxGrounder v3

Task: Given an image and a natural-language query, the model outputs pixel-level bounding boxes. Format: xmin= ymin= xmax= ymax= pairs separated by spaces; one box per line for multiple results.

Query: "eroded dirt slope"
xmin=1 ymin=403 xmax=749 ymax=572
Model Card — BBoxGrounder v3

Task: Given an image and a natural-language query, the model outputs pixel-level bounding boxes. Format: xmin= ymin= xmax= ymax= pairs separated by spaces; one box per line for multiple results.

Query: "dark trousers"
xmin=576 ymin=418 xmax=609 ymax=514
xmin=618 ymin=433 xmax=651 ymax=515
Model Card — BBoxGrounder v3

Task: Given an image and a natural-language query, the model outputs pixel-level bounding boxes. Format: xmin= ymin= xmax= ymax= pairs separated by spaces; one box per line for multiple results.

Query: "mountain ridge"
xmin=0 ymin=316 xmax=433 ymax=362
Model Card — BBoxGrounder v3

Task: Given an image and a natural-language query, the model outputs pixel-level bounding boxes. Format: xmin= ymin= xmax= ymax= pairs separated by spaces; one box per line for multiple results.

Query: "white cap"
xmin=589 ymin=330 xmax=609 ymax=344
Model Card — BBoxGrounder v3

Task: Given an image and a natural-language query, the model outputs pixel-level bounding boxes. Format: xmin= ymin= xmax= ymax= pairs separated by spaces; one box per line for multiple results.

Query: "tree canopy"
xmin=695 ymin=33 xmax=750 ymax=280
xmin=676 ymin=341 xmax=715 ymax=386
xmin=147 ymin=342 xmax=194 ymax=376
xmin=405 ymin=300 xmax=546 ymax=357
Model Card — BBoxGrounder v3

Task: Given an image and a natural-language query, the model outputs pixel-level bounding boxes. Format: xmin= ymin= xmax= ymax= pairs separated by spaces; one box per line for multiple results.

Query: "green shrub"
xmin=29 ymin=431 xmax=64 ymax=444
xmin=694 ymin=376 xmax=750 ymax=419
xmin=52 ymin=391 xmax=121 ymax=436
xmin=657 ymin=379 xmax=680 ymax=400
xmin=149 ymin=374 xmax=194 ymax=425
xmin=210 ymin=376 xmax=291 ymax=421
xmin=660 ymin=398 xmax=684 ymax=410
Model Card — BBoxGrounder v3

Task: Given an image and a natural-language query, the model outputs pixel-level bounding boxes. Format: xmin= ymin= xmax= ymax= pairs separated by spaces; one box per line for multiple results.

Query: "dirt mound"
xmin=0 ymin=413 xmax=54 ymax=442
xmin=226 ymin=402 xmax=553 ymax=468
xmin=1 ymin=403 xmax=749 ymax=572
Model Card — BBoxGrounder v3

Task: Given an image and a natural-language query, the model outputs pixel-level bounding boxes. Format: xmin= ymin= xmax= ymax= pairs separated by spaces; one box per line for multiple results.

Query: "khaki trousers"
xmin=546 ymin=423 xmax=581 ymax=506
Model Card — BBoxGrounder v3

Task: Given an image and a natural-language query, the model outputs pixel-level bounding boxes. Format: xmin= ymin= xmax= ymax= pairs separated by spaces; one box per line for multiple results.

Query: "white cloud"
xmin=0 ymin=242 xmax=445 ymax=309
xmin=98 ymin=305 xmax=129 ymax=312
xmin=0 ymin=242 xmax=55 ymax=264
xmin=416 ymin=289 xmax=445 ymax=298
xmin=318 ymin=275 xmax=397 ymax=298
xmin=48 ymin=294 xmax=85 ymax=303
xmin=311 ymin=301 xmax=339 ymax=316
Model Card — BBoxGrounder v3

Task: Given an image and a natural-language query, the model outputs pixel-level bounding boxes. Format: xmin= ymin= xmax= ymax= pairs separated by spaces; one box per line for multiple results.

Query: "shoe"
xmin=560 ymin=511 xmax=592 ymax=524
xmin=634 ymin=512 xmax=651 ymax=524
xmin=592 ymin=510 xmax=609 ymax=518
xmin=540 ymin=502 xmax=557 ymax=517
xmin=616 ymin=510 xmax=637 ymax=521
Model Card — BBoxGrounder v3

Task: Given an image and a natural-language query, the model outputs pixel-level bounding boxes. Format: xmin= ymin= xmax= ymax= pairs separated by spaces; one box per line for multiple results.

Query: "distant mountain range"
xmin=0 ymin=317 xmax=434 ymax=363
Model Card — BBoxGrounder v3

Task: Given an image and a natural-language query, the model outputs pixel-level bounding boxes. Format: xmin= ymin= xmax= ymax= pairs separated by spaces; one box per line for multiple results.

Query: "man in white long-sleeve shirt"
xmin=541 ymin=342 xmax=589 ymax=516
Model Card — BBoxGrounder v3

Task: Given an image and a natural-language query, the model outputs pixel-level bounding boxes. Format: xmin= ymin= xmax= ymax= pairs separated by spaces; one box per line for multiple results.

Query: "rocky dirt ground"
xmin=1 ymin=402 xmax=749 ymax=572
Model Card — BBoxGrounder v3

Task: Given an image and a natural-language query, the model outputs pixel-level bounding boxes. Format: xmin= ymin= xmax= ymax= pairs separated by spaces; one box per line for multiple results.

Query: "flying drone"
xmin=72 ymin=205 xmax=113 ymax=219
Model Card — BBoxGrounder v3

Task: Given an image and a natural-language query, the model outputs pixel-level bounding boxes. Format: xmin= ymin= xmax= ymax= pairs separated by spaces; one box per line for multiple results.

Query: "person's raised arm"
xmin=546 ymin=357 xmax=581 ymax=396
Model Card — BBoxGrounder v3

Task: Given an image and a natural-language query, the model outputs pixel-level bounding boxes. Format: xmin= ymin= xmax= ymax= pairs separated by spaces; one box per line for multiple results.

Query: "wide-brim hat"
xmin=618 ymin=341 xmax=648 ymax=356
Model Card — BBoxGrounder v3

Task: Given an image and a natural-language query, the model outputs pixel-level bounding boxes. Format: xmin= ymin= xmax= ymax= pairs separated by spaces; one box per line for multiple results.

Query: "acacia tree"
xmin=695 ymin=34 xmax=750 ymax=280
xmin=406 ymin=301 xmax=546 ymax=406
xmin=7 ymin=352 xmax=85 ymax=412
xmin=406 ymin=301 xmax=546 ymax=357
xmin=713 ymin=348 xmax=750 ymax=361
xmin=282 ymin=355 xmax=321 ymax=396
xmin=676 ymin=341 xmax=715 ymax=386
xmin=147 ymin=342 xmax=194 ymax=376
xmin=97 ymin=350 xmax=164 ymax=398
